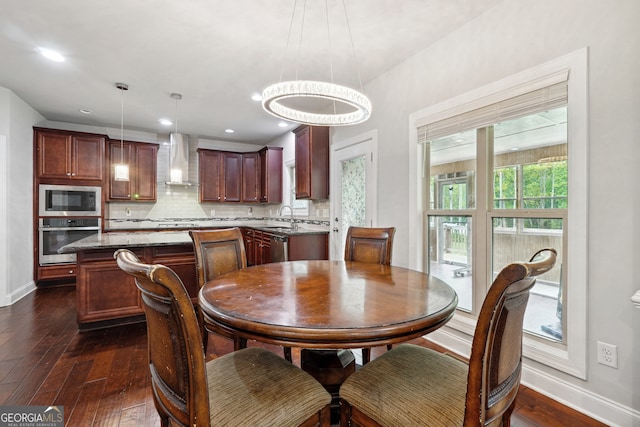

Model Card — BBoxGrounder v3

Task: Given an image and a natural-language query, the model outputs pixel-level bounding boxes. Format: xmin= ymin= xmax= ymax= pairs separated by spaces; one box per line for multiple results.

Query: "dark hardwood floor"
xmin=0 ymin=285 xmax=607 ymax=427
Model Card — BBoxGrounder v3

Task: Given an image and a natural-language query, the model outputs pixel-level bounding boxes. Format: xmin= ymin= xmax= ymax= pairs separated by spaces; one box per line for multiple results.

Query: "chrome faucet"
xmin=278 ymin=205 xmax=298 ymax=230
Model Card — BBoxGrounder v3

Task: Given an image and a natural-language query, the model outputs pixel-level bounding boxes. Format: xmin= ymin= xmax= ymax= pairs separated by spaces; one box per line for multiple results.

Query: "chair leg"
xmin=233 ymin=336 xmax=247 ymax=351
xmin=502 ymin=400 xmax=516 ymax=427
xmin=386 ymin=344 xmax=392 ymax=351
xmin=284 ymin=346 xmax=292 ymax=362
xmin=339 ymin=398 xmax=351 ymax=427
xmin=362 ymin=348 xmax=371 ymax=364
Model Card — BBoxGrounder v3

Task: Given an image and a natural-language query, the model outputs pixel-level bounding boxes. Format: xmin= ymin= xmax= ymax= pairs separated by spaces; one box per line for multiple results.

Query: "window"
xmin=410 ymin=50 xmax=588 ymax=378
xmin=286 ymin=163 xmax=309 ymax=216
xmin=426 ymin=107 xmax=567 ymax=326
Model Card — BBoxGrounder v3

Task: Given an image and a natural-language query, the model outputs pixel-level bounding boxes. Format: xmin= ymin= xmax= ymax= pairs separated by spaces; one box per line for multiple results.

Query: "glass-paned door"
xmin=330 ymin=135 xmax=377 ymax=260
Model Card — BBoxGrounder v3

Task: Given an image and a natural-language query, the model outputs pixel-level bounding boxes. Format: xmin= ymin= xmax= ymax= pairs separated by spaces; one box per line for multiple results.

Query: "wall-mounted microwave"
xmin=39 ymin=184 xmax=102 ymax=217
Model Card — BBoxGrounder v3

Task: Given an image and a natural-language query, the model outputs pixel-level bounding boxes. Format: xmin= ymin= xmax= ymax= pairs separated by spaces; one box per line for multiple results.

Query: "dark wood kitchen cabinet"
xmin=244 ymin=229 xmax=272 ymax=266
xmin=294 ymin=125 xmax=329 ymax=200
xmin=36 ymin=128 xmax=105 ymax=182
xmin=199 ymin=148 xmax=283 ymax=204
xmin=242 ymin=152 xmax=260 ymax=202
xmin=107 ymin=140 xmax=158 ymax=201
xmin=198 ymin=149 xmax=243 ymax=203
xmin=76 ymin=244 xmax=197 ymax=328
xmin=198 ymin=148 xmax=224 ymax=202
xmin=259 ymin=146 xmax=283 ymax=203
xmin=223 ymin=152 xmax=242 ymax=202
xmin=242 ymin=227 xmax=329 ymax=266
xmin=242 ymin=228 xmax=256 ymax=265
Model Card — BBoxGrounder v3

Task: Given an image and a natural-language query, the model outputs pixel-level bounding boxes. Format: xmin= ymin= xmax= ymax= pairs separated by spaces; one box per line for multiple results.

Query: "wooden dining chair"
xmin=114 ymin=249 xmax=332 ymax=427
xmin=339 ymin=248 xmax=557 ymax=427
xmin=190 ymin=228 xmax=292 ymax=361
xmin=344 ymin=226 xmax=396 ymax=363
xmin=189 ymin=228 xmax=247 ymax=350
xmin=344 ymin=226 xmax=396 ymax=265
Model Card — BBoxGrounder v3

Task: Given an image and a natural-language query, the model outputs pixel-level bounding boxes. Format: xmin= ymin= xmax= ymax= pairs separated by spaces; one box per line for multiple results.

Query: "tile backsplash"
xmin=106 ymin=137 xmax=330 ymax=225
xmin=106 ymin=184 xmax=330 ymax=223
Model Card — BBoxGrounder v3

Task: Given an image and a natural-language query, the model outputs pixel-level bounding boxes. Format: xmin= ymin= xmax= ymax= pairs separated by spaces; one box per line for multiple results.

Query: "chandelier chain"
xmin=341 ymin=0 xmax=365 ymax=93
xmin=262 ymin=0 xmax=371 ymax=126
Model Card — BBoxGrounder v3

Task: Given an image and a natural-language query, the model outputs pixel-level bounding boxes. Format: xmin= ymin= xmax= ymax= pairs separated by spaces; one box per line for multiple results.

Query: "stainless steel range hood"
xmin=165 ymin=132 xmax=195 ymax=187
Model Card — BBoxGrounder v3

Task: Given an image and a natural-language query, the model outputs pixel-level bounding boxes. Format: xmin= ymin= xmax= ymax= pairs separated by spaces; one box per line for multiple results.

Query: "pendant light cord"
xmin=120 ymin=86 xmax=124 ymax=164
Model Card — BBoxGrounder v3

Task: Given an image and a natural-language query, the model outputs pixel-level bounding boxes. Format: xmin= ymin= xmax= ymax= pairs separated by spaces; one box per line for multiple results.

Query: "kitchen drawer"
xmin=38 ymin=264 xmax=77 ymax=280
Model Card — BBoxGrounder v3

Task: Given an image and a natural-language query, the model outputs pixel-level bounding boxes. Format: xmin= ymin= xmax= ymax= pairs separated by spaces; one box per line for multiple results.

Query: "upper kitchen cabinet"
xmin=198 ymin=149 xmax=223 ymax=203
xmin=199 ymin=147 xmax=283 ymax=204
xmin=222 ymin=152 xmax=242 ymax=202
xmin=198 ymin=149 xmax=244 ymax=203
xmin=259 ymin=146 xmax=283 ymax=203
xmin=242 ymin=152 xmax=260 ymax=203
xmin=293 ymin=125 xmax=329 ymax=200
xmin=36 ymin=128 xmax=105 ymax=182
xmin=107 ymin=140 xmax=158 ymax=201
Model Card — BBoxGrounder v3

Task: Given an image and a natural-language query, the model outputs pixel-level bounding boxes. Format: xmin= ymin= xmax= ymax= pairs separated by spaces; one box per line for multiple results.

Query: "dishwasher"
xmin=270 ymin=235 xmax=289 ymax=262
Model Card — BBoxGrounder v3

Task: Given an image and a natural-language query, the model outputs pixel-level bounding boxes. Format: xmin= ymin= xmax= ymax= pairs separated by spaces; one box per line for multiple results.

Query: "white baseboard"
xmin=427 ymin=329 xmax=640 ymax=427
xmin=7 ymin=280 xmax=36 ymax=305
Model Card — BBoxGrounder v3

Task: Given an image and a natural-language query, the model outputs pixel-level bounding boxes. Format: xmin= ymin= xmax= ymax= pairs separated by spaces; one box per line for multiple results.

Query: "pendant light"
xmin=113 ymin=82 xmax=130 ymax=181
xmin=261 ymin=0 xmax=371 ymax=126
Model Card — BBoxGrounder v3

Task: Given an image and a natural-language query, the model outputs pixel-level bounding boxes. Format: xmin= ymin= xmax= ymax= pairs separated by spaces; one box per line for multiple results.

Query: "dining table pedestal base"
xmin=301 ymin=349 xmax=356 ymax=423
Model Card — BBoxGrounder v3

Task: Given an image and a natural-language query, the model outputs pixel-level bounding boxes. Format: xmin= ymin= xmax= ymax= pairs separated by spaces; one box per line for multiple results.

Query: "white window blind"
xmin=417 ymin=77 xmax=568 ymax=144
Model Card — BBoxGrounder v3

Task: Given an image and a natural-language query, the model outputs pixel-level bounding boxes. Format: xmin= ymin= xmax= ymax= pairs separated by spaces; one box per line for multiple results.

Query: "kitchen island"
xmin=60 ymin=225 xmax=329 ymax=329
xmin=60 ymin=231 xmax=197 ymax=329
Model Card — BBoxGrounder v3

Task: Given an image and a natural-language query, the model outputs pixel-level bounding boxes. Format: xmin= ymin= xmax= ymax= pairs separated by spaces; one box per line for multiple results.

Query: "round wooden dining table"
xmin=198 ymin=260 xmax=458 ymax=350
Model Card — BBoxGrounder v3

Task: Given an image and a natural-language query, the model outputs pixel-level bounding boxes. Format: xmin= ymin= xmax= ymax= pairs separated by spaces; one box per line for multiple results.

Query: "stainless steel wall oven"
xmin=39 ymin=218 xmax=101 ymax=265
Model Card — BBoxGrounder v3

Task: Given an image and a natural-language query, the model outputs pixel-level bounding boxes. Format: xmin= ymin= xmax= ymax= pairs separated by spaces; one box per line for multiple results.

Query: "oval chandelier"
xmin=262 ymin=0 xmax=371 ymax=127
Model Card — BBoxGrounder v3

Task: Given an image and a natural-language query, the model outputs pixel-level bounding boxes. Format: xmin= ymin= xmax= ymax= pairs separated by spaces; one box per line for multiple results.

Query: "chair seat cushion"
xmin=208 ymin=347 xmax=331 ymax=426
xmin=340 ymin=344 xmax=468 ymax=426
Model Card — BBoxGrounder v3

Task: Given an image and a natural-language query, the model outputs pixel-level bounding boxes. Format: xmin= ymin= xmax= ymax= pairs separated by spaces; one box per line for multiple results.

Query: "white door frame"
xmin=329 ymin=130 xmax=378 ymax=260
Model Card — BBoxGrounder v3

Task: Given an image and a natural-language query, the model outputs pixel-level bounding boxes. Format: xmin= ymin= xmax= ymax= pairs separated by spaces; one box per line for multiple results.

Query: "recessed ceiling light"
xmin=37 ymin=47 xmax=65 ymax=62
xmin=225 ymin=129 xmax=235 ymax=133
xmin=278 ymin=122 xmax=288 ymax=127
xmin=79 ymin=109 xmax=93 ymax=115
xmin=159 ymin=118 xmax=172 ymax=126
xmin=251 ymin=93 xmax=262 ymax=101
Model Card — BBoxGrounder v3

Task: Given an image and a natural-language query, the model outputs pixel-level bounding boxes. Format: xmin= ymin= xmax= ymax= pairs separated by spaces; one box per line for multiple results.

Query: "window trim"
xmin=409 ymin=48 xmax=588 ymax=379
xmin=284 ymin=160 xmax=309 ymax=216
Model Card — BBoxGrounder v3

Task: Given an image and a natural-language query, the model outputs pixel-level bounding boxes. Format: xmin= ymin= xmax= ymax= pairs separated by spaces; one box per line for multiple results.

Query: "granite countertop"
xmin=59 ymin=231 xmax=193 ymax=253
xmin=104 ymin=217 xmax=330 ymax=233
xmin=59 ymin=223 xmax=329 ymax=254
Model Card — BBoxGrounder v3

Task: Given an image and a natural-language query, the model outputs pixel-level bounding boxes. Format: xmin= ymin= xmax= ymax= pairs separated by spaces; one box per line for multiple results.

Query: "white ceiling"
xmin=0 ymin=0 xmax=502 ymax=145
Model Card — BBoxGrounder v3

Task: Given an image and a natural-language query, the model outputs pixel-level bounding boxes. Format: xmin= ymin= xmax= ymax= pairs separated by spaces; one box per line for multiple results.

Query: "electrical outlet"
xmin=210 ymin=209 xmax=215 ymax=216
xmin=597 ymin=341 xmax=618 ymax=368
